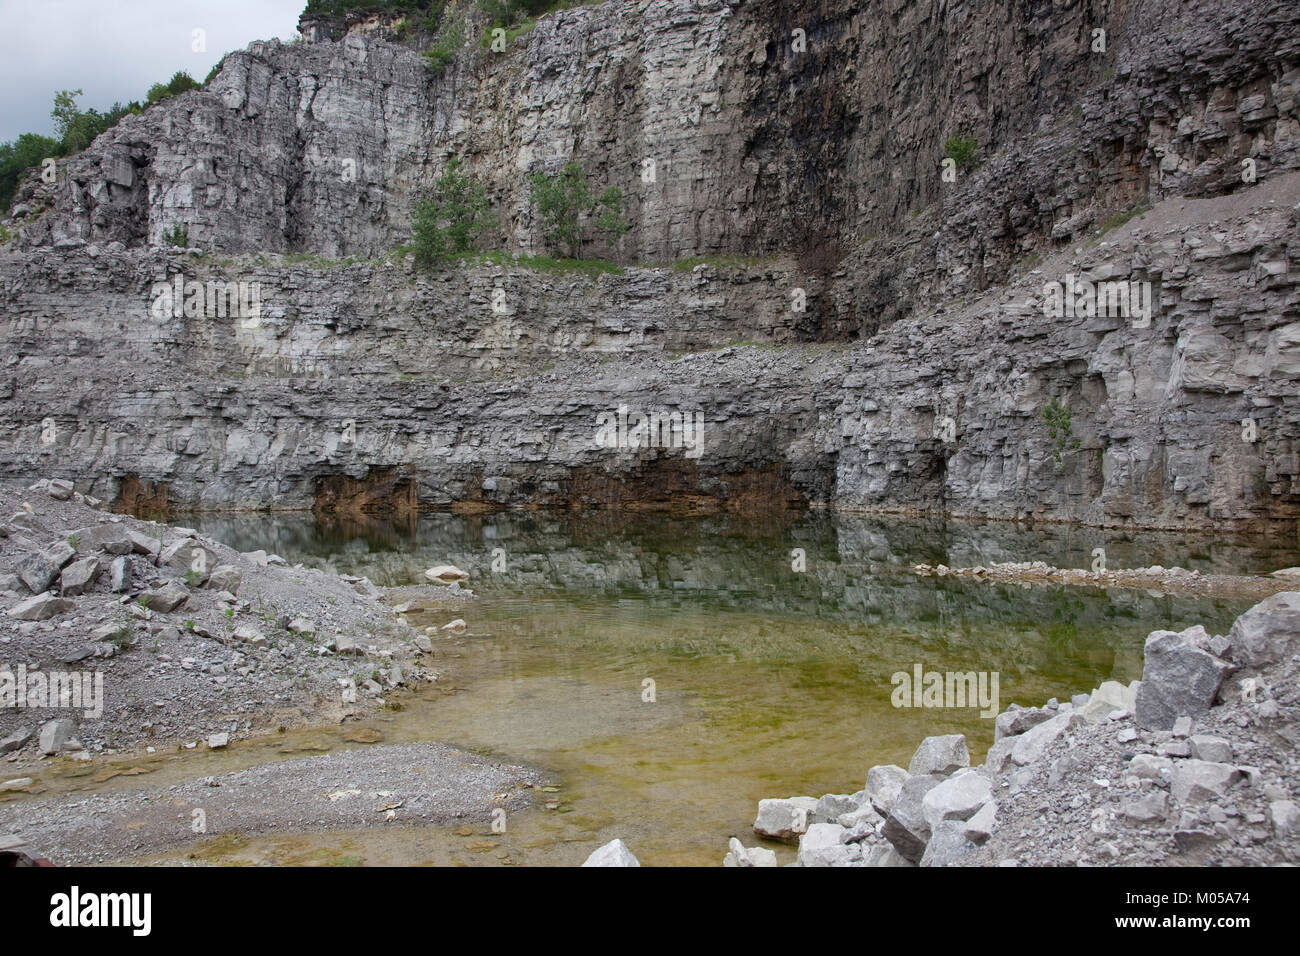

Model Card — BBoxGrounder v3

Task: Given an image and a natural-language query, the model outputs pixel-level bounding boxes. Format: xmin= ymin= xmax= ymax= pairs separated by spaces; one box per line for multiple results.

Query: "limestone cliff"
xmin=2 ymin=0 xmax=1299 ymax=533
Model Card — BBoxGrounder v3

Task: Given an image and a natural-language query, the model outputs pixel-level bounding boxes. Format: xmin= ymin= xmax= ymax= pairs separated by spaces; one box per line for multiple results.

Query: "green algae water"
xmin=177 ymin=510 xmax=1298 ymax=866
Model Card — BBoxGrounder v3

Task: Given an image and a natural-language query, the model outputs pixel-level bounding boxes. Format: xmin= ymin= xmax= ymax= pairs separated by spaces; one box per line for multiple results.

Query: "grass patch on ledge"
xmin=470 ymin=250 xmax=624 ymax=277
xmin=280 ymin=251 xmax=359 ymax=269
xmin=709 ymin=340 xmax=781 ymax=350
xmin=1092 ymin=203 xmax=1151 ymax=239
xmin=669 ymin=254 xmax=775 ymax=272
xmin=238 ymin=251 xmax=363 ymax=270
xmin=665 ymin=340 xmax=785 ymax=360
xmin=227 ymin=248 xmax=623 ymax=277
xmin=479 ymin=17 xmax=539 ymax=48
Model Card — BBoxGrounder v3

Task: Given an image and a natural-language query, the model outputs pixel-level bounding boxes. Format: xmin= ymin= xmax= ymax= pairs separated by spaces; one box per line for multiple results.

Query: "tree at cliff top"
xmin=304 ymin=0 xmax=433 ymax=15
xmin=0 ymin=134 xmax=59 ymax=217
xmin=144 ymin=72 xmax=200 ymax=108
xmin=2 ymin=75 xmax=202 ymax=214
xmin=303 ymin=0 xmax=573 ymax=29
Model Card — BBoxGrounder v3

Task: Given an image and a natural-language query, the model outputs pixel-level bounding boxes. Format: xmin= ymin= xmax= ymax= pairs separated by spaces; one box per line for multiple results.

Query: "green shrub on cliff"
xmin=1 ymin=76 xmax=207 ymax=213
xmin=473 ymin=250 xmax=622 ymax=277
xmin=1042 ymin=396 xmax=1081 ymax=467
xmin=0 ymin=89 xmax=140 ymax=208
xmin=411 ymin=156 xmax=496 ymax=268
xmin=424 ymin=10 xmax=466 ymax=72
xmin=52 ymin=89 xmax=139 ymax=155
xmin=303 ymin=0 xmax=430 ymax=15
xmin=528 ymin=161 xmax=626 ymax=260
xmin=480 ymin=0 xmax=564 ymax=25
xmin=943 ymin=132 xmax=981 ymax=172
xmin=204 ymin=55 xmax=231 ymax=86
xmin=303 ymin=0 xmax=565 ymax=19
xmin=145 ymin=72 xmax=199 ymax=108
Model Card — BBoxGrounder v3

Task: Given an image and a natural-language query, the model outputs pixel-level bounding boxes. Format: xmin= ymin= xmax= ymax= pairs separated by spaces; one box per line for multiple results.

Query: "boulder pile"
xmin=739 ymin=593 xmax=1300 ymax=866
xmin=1 ymin=479 xmax=436 ymax=756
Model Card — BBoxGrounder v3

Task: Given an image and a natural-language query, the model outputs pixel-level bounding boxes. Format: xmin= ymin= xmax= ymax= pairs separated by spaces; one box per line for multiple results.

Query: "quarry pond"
xmin=128 ymin=508 xmax=1294 ymax=867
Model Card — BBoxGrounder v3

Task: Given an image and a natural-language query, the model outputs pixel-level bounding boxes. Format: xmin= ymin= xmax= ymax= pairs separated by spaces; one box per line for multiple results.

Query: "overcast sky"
xmin=0 ymin=0 xmax=305 ymax=143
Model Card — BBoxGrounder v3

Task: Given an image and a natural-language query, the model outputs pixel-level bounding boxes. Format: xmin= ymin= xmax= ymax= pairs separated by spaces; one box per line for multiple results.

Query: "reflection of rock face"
xmin=189 ymin=512 xmax=1284 ymax=676
xmin=3 ymin=1 xmax=1300 ymax=531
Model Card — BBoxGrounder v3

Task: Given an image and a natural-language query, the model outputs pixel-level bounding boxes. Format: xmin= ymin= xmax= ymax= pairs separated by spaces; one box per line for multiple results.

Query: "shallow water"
xmin=162 ymin=510 xmax=1295 ymax=865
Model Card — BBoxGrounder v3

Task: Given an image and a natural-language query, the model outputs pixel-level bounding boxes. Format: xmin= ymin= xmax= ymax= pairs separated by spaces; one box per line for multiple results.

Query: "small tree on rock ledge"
xmin=411 ymin=156 xmax=496 ymax=269
xmin=527 ymin=161 xmax=626 ymax=260
xmin=1042 ymin=396 xmax=1082 ymax=470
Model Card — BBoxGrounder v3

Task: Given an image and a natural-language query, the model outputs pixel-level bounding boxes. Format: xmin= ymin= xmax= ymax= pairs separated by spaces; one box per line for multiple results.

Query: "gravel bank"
xmin=0 ymin=741 xmax=545 ymax=864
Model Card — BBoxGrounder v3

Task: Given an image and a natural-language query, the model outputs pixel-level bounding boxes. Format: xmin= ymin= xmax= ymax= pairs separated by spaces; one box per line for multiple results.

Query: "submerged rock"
xmin=738 ymin=591 xmax=1300 ymax=868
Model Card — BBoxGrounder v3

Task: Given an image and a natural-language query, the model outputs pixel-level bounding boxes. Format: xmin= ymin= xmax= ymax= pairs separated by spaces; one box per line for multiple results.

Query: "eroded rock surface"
xmin=0 ymin=1 xmax=1298 ymax=530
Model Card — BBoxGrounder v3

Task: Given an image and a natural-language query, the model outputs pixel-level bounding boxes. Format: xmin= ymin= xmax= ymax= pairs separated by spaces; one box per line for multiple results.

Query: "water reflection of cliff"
xmin=188 ymin=511 xmax=1293 ymax=652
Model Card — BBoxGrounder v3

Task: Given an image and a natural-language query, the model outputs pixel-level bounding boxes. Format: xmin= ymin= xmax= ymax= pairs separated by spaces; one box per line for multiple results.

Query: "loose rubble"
xmin=0 ymin=479 xmax=448 ymax=760
xmin=740 ymin=592 xmax=1300 ymax=865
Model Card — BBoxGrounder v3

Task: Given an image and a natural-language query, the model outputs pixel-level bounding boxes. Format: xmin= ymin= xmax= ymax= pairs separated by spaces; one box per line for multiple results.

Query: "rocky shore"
xmin=0 ymin=478 xmax=449 ymax=762
xmin=733 ymin=593 xmax=1300 ymax=866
